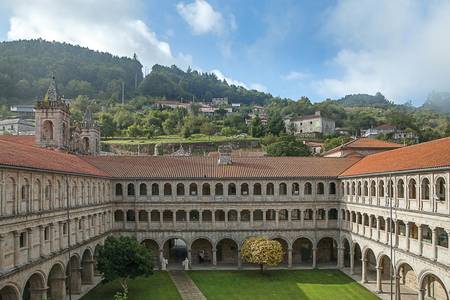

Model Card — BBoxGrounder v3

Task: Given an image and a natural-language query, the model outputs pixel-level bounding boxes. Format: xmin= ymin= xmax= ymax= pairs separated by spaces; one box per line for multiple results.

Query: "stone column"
xmin=275 ymin=210 xmax=279 ymax=227
xmin=27 ymin=228 xmax=33 ymax=262
xmin=418 ymin=288 xmax=425 ymax=300
xmin=385 ymin=219 xmax=390 ymax=244
xmin=376 ymin=217 xmax=381 ymax=242
xmin=13 ymin=231 xmax=19 ymax=267
xmin=70 ymin=267 xmax=82 ymax=294
xmin=49 ymin=275 xmax=66 ymax=300
xmin=368 ymin=216 xmax=373 ymax=238
xmin=418 ymin=224 xmax=423 ymax=256
xmin=199 ymin=210 xmax=203 ymax=225
xmin=39 ymin=225 xmax=44 ymax=257
xmin=58 ymin=222 xmax=64 ymax=251
xmin=376 ymin=266 xmax=383 ymax=293
xmin=288 ymin=248 xmax=292 ymax=268
xmin=431 ymin=226 xmax=437 ymax=261
xmin=350 ymin=246 xmax=355 ymax=275
xmin=159 ymin=210 xmax=163 ymax=228
xmin=237 ymin=250 xmax=242 ymax=269
xmin=312 ymin=248 xmax=317 ymax=269
xmin=405 ymin=222 xmax=410 ymax=251
xmin=361 ymin=258 xmax=367 ymax=283
xmin=394 ymin=221 xmax=399 ymax=247
xmin=29 ymin=286 xmax=48 ymax=300
xmin=212 ymin=249 xmax=217 ymax=266
xmin=395 ymin=275 xmax=401 ymax=300
xmin=337 ymin=247 xmax=344 ymax=268
xmin=49 ymin=223 xmax=55 ymax=253
xmin=172 ymin=210 xmax=176 ymax=227
xmin=250 ymin=210 xmax=254 ymax=227
xmin=0 ymin=234 xmax=4 ymax=270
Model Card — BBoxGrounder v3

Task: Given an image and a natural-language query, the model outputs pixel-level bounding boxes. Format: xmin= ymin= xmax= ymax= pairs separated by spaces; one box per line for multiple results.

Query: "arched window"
xmin=176 ymin=183 xmax=185 ymax=196
xmin=254 ymin=183 xmax=262 ymax=195
xmin=278 ymin=209 xmax=288 ymax=221
xmin=357 ymin=182 xmax=362 ymax=196
xmin=176 ymin=210 xmax=187 ymax=221
xmin=266 ymin=183 xmax=274 ymax=195
xmin=436 ymin=178 xmax=446 ymax=201
xmin=317 ymin=182 xmax=324 ymax=195
xmin=421 ymin=178 xmax=430 ymax=200
xmin=241 ymin=210 xmax=250 ymax=222
xmin=164 ymin=183 xmax=172 ymax=196
xmin=202 ymin=183 xmax=211 ymax=196
xmin=189 ymin=183 xmax=198 ymax=196
xmin=42 ymin=120 xmax=54 ymax=141
xmin=189 ymin=210 xmax=199 ymax=221
xmin=304 ymin=209 xmax=313 ymax=220
xmin=292 ymin=183 xmax=300 ymax=195
xmin=316 ymin=209 xmax=326 ymax=220
xmin=370 ymin=181 xmax=376 ymax=197
xmin=126 ymin=210 xmax=135 ymax=221
xmin=328 ymin=209 xmax=338 ymax=220
xmin=127 ymin=183 xmax=135 ymax=196
xmin=397 ymin=180 xmax=405 ymax=198
xmin=351 ymin=182 xmax=355 ymax=195
xmin=379 ymin=181 xmax=385 ymax=197
xmin=304 ymin=182 xmax=312 ymax=195
xmin=215 ymin=183 xmax=223 ymax=196
xmin=202 ymin=210 xmax=212 ymax=221
xmin=329 ymin=182 xmax=336 ymax=195
xmin=387 ymin=180 xmax=394 ymax=197
xmin=228 ymin=183 xmax=236 ymax=195
xmin=266 ymin=209 xmax=276 ymax=221
xmin=228 ymin=210 xmax=238 ymax=221
xmin=45 ymin=180 xmax=52 ymax=201
xmin=152 ymin=183 xmax=159 ymax=196
xmin=138 ymin=210 xmax=148 ymax=222
xmin=346 ymin=182 xmax=350 ymax=195
xmin=241 ymin=183 xmax=249 ymax=196
xmin=408 ymin=179 xmax=416 ymax=199
xmin=291 ymin=209 xmax=301 ymax=220
xmin=114 ymin=210 xmax=124 ymax=222
xmin=363 ymin=181 xmax=369 ymax=196
xmin=215 ymin=210 xmax=225 ymax=221
xmin=139 ymin=183 xmax=147 ymax=196
xmin=115 ymin=183 xmax=123 ymax=196
xmin=279 ymin=183 xmax=287 ymax=195
xmin=21 ymin=179 xmax=30 ymax=202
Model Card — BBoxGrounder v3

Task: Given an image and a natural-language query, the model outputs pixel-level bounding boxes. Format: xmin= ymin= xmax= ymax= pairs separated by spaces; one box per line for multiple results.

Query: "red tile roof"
xmin=341 ymin=137 xmax=450 ymax=176
xmin=82 ymin=156 xmax=361 ymax=179
xmin=323 ymin=138 xmax=403 ymax=156
xmin=0 ymin=136 xmax=106 ymax=176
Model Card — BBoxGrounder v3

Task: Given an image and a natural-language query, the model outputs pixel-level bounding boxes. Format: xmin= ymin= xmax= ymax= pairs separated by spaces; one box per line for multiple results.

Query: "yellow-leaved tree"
xmin=241 ymin=237 xmax=283 ymax=273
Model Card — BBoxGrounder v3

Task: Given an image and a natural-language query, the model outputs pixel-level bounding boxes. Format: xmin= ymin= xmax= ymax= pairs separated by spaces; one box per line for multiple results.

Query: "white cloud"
xmin=6 ymin=0 xmax=191 ymax=70
xmin=314 ymin=0 xmax=450 ymax=103
xmin=210 ymin=69 xmax=266 ymax=92
xmin=177 ymin=0 xmax=224 ymax=35
xmin=283 ymin=71 xmax=311 ymax=81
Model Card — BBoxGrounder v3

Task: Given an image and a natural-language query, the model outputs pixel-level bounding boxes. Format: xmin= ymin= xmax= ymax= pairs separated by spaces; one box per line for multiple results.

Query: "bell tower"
xmin=35 ymin=76 xmax=70 ymax=149
xmin=80 ymin=107 xmax=101 ymax=155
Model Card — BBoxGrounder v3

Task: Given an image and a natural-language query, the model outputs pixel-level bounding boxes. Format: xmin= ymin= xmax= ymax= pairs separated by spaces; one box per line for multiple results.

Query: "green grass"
xmin=102 ymin=134 xmax=258 ymax=145
xmin=81 ymin=272 xmax=181 ymax=300
xmin=188 ymin=270 xmax=379 ymax=300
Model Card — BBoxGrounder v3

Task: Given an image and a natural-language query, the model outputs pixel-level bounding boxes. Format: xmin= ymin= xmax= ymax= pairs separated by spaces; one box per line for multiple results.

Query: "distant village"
xmin=1 ymin=97 xmax=416 ymax=157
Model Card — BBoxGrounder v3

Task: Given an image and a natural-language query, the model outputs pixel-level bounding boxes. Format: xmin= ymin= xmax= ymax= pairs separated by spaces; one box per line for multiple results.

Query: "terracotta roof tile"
xmin=82 ymin=156 xmax=361 ymax=179
xmin=0 ymin=136 xmax=106 ymax=176
xmin=341 ymin=137 xmax=450 ymax=176
xmin=323 ymin=138 xmax=403 ymax=156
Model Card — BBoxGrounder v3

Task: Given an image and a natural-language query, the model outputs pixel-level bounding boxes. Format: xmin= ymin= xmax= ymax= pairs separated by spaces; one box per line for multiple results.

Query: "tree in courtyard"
xmin=241 ymin=237 xmax=283 ymax=273
xmin=96 ymin=236 xmax=154 ymax=299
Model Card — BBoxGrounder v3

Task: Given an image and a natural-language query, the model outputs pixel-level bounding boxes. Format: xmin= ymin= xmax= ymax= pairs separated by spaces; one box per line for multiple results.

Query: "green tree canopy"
xmin=265 ymin=134 xmax=311 ymax=156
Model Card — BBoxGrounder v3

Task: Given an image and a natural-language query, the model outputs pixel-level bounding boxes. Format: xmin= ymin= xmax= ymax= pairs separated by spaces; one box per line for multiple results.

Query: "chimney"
xmin=218 ymin=145 xmax=232 ymax=165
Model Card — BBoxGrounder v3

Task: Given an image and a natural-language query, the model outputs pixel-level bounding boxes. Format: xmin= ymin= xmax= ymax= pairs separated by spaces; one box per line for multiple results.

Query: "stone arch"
xmin=241 ymin=183 xmax=249 ymax=196
xmin=82 ymin=137 xmax=89 ymax=153
xmin=377 ymin=254 xmax=393 ymax=288
xmin=81 ymin=248 xmax=94 ymax=285
xmin=22 ymin=271 xmax=46 ymax=300
xmin=352 ymin=242 xmax=362 ymax=277
xmin=395 ymin=261 xmax=418 ymax=298
xmin=164 ymin=183 xmax=172 ymax=196
xmin=215 ymin=183 xmax=223 ymax=195
xmin=163 ymin=237 xmax=188 ymax=265
xmin=141 ymin=239 xmax=160 ymax=268
xmin=139 ymin=183 xmax=147 ymax=196
xmin=271 ymin=237 xmax=289 ymax=265
xmin=279 ymin=182 xmax=287 ymax=195
xmin=304 ymin=182 xmax=312 ymax=195
xmin=329 ymin=182 xmax=336 ymax=194
xmin=292 ymin=237 xmax=313 ymax=266
xmin=436 ymin=177 xmax=447 ymax=201
xmin=151 ymin=183 xmax=159 ymax=196
xmin=66 ymin=255 xmax=81 ymax=295
xmin=176 ymin=183 xmax=185 ymax=196
xmin=317 ymin=237 xmax=337 ymax=267
xmin=341 ymin=238 xmax=351 ymax=268
xmin=33 ymin=178 xmax=42 ymax=212
xmin=421 ymin=178 xmax=431 ymax=200
xmin=216 ymin=238 xmax=238 ymax=266
xmin=254 ymin=183 xmax=262 ymax=195
xmin=202 ymin=183 xmax=211 ymax=196
xmin=362 ymin=248 xmax=377 ymax=284
xmin=47 ymin=262 xmax=66 ymax=300
xmin=266 ymin=182 xmax=275 ymax=195
xmin=115 ymin=183 xmax=122 ymax=196
xmin=0 ymin=284 xmax=20 ymax=300
xmin=5 ymin=177 xmax=16 ymax=215
xmin=191 ymin=238 xmax=213 ymax=266
xmin=409 ymin=178 xmax=417 ymax=199
xmin=127 ymin=183 xmax=135 ymax=196
xmin=419 ymin=271 xmax=448 ymax=300
xmin=189 ymin=183 xmax=198 ymax=196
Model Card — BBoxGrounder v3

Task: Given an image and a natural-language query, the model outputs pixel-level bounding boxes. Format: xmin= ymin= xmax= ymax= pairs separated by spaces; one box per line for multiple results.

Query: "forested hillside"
xmin=0 ymin=39 xmax=143 ymax=104
xmin=423 ymin=92 xmax=450 ymax=113
xmin=139 ymin=65 xmax=273 ymax=104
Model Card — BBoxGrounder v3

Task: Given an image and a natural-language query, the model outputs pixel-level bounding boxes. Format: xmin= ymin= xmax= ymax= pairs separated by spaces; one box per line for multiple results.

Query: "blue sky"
xmin=1 ymin=0 xmax=450 ymax=105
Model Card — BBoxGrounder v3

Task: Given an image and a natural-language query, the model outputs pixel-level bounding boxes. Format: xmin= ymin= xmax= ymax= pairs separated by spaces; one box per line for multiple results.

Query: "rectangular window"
xmin=19 ymin=232 xmax=27 ymax=248
xmin=63 ymin=223 xmax=68 ymax=235
xmin=44 ymin=226 xmax=49 ymax=241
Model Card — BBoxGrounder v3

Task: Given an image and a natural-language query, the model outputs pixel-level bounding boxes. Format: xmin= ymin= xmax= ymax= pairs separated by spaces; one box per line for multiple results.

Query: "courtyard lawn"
xmin=81 ymin=272 xmax=181 ymax=300
xmin=188 ymin=269 xmax=379 ymax=300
